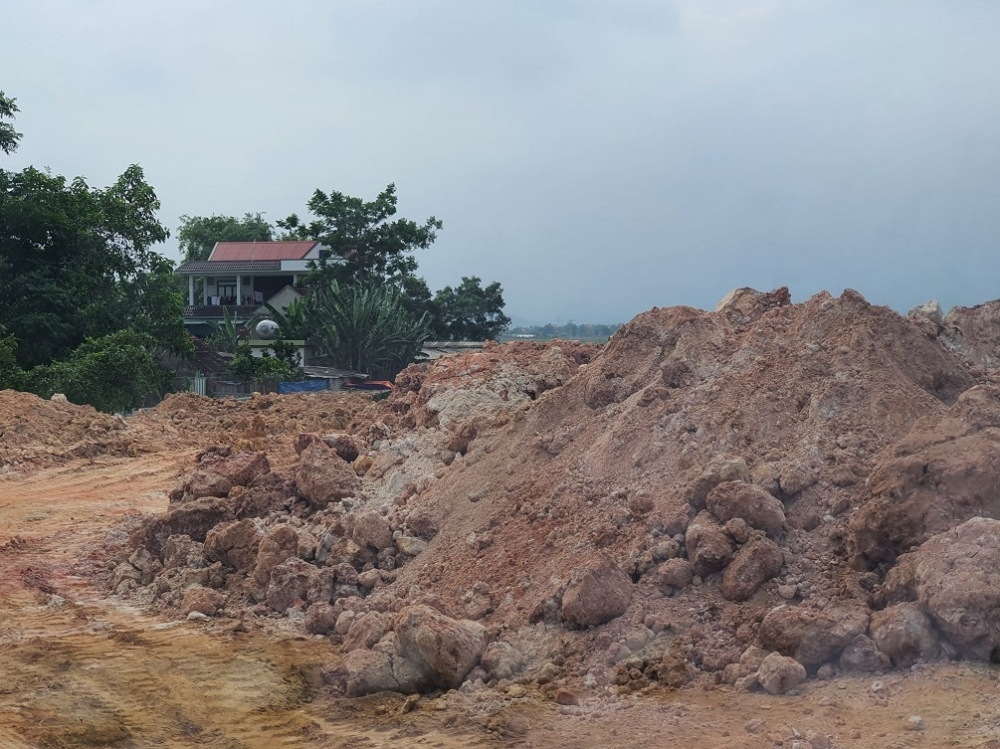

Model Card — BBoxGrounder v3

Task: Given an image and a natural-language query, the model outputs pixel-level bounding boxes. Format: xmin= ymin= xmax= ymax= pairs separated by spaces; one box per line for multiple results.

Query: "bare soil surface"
xmin=4 ymin=456 xmax=1000 ymax=748
xmin=7 ymin=288 xmax=1000 ymax=747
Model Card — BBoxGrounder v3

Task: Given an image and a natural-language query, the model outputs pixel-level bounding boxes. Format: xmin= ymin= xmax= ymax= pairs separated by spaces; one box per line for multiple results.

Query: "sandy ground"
xmin=3 ymin=454 xmax=1000 ymax=748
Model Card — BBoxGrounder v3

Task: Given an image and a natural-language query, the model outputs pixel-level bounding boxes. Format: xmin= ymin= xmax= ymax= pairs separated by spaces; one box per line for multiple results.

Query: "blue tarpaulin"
xmin=278 ymin=379 xmax=330 ymax=394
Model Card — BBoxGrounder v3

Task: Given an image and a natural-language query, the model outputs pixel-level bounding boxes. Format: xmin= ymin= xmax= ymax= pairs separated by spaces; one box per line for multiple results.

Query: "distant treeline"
xmin=502 ymin=322 xmax=623 ymax=341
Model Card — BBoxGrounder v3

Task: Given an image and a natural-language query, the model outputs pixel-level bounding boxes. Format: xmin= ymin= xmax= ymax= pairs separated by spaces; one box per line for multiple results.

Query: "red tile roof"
xmin=209 ymin=241 xmax=318 ymax=261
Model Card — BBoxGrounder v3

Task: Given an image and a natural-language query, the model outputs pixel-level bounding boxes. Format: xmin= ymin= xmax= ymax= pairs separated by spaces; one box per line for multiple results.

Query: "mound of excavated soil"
xmin=0 ymin=390 xmax=137 ymax=475
xmin=105 ymin=288 xmax=1000 ymax=699
xmin=0 ymin=390 xmax=373 ymax=477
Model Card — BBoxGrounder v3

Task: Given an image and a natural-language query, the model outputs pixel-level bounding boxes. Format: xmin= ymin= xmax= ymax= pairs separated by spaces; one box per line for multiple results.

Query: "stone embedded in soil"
xmin=869 ymin=603 xmax=940 ymax=667
xmin=758 ymin=604 xmax=870 ymax=670
xmin=883 ymin=517 xmax=1000 ymax=659
xmin=305 ymin=603 xmax=338 ymax=635
xmin=685 ymin=457 xmax=752 ymax=511
xmin=162 ymin=535 xmax=207 ymax=571
xmin=352 ymin=511 xmax=394 ymax=551
xmin=265 ymin=557 xmax=319 ymax=613
xmin=181 ymin=586 xmax=225 ymax=617
xmin=720 ymin=538 xmax=784 ymax=602
xmin=851 ymin=385 xmax=1000 ymax=563
xmin=560 ymin=555 xmax=633 ymax=627
xmin=330 ymin=605 xmax=488 ymax=696
xmin=204 ymin=519 xmax=262 ymax=573
xmin=169 ymin=449 xmax=270 ymax=503
xmin=656 ymin=558 xmax=694 ymax=591
xmin=295 ymin=442 xmax=360 ymax=508
xmin=756 ymin=652 xmax=807 ymax=695
xmin=706 ymin=480 xmax=787 ymax=538
xmin=134 ymin=497 xmax=234 ymax=556
xmin=251 ymin=524 xmax=300 ymax=590
xmin=395 ymin=536 xmax=428 ymax=556
xmin=685 ymin=511 xmax=735 ymax=577
xmin=838 ymin=634 xmax=890 ymax=673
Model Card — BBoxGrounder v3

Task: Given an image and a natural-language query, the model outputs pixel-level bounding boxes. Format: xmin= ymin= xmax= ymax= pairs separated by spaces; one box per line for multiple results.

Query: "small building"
xmin=174 ymin=240 xmax=335 ymax=335
xmin=419 ymin=341 xmax=485 ymax=360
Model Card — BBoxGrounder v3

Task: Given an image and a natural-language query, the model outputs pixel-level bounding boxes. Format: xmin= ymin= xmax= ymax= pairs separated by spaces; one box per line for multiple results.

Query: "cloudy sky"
xmin=4 ymin=1 xmax=1000 ymax=324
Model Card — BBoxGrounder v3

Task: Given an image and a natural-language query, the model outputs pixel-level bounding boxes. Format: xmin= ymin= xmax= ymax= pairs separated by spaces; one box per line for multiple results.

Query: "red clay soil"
xmin=9 ymin=287 xmax=1000 ymax=744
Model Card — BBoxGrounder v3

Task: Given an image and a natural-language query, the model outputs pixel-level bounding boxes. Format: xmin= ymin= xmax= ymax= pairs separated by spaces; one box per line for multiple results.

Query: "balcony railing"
xmin=184 ymin=304 xmax=258 ymax=319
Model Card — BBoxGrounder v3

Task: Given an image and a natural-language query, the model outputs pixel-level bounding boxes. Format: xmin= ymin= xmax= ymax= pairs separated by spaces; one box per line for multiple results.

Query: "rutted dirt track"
xmin=0 ymin=456 xmax=493 ymax=748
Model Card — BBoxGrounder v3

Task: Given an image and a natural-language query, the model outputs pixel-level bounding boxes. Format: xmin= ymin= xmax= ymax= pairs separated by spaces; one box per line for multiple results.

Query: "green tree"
xmin=308 ymin=279 xmax=429 ymax=377
xmin=430 ymin=276 xmax=511 ymax=340
xmin=30 ymin=330 xmax=173 ymax=413
xmin=0 ymin=327 xmax=24 ymax=391
xmin=0 ymin=91 xmax=21 ymax=155
xmin=279 ymin=183 xmax=442 ymax=285
xmin=259 ymin=297 xmax=311 ymax=341
xmin=177 ymin=212 xmax=274 ymax=263
xmin=0 ymin=164 xmax=185 ymax=367
xmin=227 ymin=342 xmax=295 ymax=382
xmin=205 ymin=306 xmax=243 ymax=354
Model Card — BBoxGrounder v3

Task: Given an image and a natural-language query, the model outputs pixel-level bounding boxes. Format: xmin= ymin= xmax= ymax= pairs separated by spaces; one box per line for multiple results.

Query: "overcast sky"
xmin=4 ymin=1 xmax=1000 ymax=324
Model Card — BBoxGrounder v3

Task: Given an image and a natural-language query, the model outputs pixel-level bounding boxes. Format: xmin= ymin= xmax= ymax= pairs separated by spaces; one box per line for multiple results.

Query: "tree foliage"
xmin=430 ymin=276 xmax=511 ymax=341
xmin=227 ymin=342 xmax=296 ymax=382
xmin=259 ymin=297 xmax=311 ymax=341
xmin=0 ymin=164 xmax=187 ymax=368
xmin=0 ymin=91 xmax=21 ymax=155
xmin=0 ymin=92 xmax=188 ymax=410
xmin=279 ymin=183 xmax=441 ymax=284
xmin=308 ymin=280 xmax=429 ymax=377
xmin=177 ymin=212 xmax=274 ymax=263
xmin=30 ymin=330 xmax=173 ymax=413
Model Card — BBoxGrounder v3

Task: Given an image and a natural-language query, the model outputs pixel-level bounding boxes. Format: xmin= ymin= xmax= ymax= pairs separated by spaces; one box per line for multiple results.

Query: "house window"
xmin=217 ymin=282 xmax=236 ymax=303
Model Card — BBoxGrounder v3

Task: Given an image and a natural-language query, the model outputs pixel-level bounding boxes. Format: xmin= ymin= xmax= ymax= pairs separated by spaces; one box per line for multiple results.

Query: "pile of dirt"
xmin=0 ymin=390 xmax=373 ymax=477
xmin=0 ymin=390 xmax=138 ymax=475
xmin=111 ymin=288 xmax=1000 ymax=700
xmin=129 ymin=391 xmax=368 ymax=466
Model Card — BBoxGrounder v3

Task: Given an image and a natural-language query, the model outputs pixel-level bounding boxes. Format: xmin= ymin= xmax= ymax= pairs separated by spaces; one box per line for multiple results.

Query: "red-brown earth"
xmin=5 ymin=287 xmax=1000 ymax=747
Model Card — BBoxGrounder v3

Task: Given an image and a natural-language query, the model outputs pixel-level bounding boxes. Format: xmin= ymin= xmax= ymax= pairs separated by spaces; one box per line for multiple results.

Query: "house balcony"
xmin=183 ymin=304 xmax=259 ymax=321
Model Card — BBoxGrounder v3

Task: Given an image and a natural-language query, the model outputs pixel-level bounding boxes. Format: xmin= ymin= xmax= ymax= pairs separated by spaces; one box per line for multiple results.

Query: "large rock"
xmin=252 ymin=524 xmax=300 ymax=590
xmin=162 ymin=535 xmax=207 ymax=571
xmin=756 ymin=652 xmax=806 ymax=695
xmin=204 ymin=519 xmax=262 ymax=573
xmin=685 ymin=457 xmax=752 ymax=511
xmin=133 ymin=497 xmax=234 ymax=556
xmin=758 ymin=604 xmax=869 ymax=670
xmin=295 ymin=442 xmax=360 ymax=508
xmin=181 ymin=586 xmax=225 ymax=617
xmin=685 ymin=511 xmax=735 ymax=577
xmin=838 ymin=634 xmax=890 ymax=673
xmin=706 ymin=481 xmax=786 ymax=538
xmin=560 ymin=555 xmax=632 ymax=627
xmin=352 ymin=511 xmax=394 ymax=551
xmin=852 ymin=386 xmax=1000 ymax=563
xmin=882 ymin=517 xmax=1000 ymax=659
xmin=721 ymin=538 xmax=784 ymax=601
xmin=869 ymin=603 xmax=940 ymax=667
xmin=394 ymin=605 xmax=489 ymax=689
xmin=265 ymin=557 xmax=320 ymax=613
xmin=656 ymin=558 xmax=694 ymax=591
xmin=328 ymin=606 xmax=488 ymax=696
xmin=170 ymin=449 xmax=270 ymax=502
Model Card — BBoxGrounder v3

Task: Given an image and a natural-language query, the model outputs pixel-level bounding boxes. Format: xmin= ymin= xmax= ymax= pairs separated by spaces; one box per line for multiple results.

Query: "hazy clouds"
xmin=4 ymin=1 xmax=1000 ymax=323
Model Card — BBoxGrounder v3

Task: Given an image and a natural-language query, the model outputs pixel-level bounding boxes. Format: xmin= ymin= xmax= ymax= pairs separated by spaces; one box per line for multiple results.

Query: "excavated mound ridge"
xmin=14 ymin=287 xmax=1000 ymax=698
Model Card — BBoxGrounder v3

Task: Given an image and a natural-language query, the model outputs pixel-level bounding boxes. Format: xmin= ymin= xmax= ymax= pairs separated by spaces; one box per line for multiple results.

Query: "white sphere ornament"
xmin=255 ymin=319 xmax=279 ymax=339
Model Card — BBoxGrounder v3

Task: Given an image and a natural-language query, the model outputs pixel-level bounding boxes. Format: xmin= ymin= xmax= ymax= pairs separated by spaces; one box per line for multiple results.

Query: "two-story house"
xmin=175 ymin=240 xmax=330 ymax=335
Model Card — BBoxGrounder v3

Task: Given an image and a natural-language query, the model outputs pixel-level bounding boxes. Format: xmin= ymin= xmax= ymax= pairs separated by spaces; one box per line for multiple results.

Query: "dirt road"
xmin=3 ymin=455 xmax=1000 ymax=748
